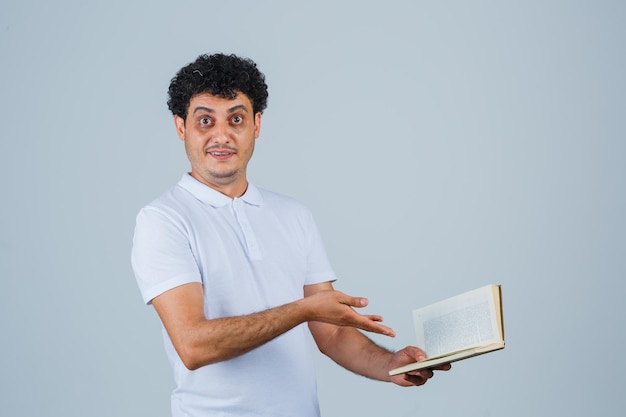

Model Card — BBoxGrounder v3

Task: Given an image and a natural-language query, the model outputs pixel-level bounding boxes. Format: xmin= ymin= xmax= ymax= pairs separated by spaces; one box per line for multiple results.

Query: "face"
xmin=174 ymin=92 xmax=261 ymax=198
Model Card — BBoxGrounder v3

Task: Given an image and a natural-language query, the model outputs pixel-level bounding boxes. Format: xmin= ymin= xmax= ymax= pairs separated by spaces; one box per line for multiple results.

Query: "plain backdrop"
xmin=1 ymin=1 xmax=625 ymax=416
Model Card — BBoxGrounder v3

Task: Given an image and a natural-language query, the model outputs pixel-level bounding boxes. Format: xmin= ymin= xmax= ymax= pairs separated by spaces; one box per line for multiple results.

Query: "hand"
xmin=303 ymin=289 xmax=396 ymax=337
xmin=387 ymin=346 xmax=451 ymax=387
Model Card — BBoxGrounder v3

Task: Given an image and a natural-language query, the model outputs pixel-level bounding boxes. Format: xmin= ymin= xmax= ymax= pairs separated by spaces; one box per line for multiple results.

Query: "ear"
xmin=254 ymin=112 xmax=262 ymax=139
xmin=174 ymin=115 xmax=186 ymax=141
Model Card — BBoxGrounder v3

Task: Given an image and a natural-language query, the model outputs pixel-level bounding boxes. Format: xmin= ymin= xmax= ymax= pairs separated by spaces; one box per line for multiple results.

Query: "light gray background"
xmin=1 ymin=1 xmax=624 ymax=416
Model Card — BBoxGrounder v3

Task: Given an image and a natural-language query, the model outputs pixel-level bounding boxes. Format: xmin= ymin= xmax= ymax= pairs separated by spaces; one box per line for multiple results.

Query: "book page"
xmin=414 ymin=285 xmax=500 ymax=359
xmin=421 ymin=301 xmax=495 ymax=357
xmin=389 ymin=285 xmax=504 ymax=376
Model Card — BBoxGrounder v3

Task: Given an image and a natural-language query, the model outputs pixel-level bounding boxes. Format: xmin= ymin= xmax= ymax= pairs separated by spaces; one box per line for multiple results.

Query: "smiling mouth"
xmin=206 ymin=148 xmax=236 ymax=161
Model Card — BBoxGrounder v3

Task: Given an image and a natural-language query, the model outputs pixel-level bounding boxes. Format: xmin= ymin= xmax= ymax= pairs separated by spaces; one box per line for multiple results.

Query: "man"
xmin=132 ymin=53 xmax=449 ymax=417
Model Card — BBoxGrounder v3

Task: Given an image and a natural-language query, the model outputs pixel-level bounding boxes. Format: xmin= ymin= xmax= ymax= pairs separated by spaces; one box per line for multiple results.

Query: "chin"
xmin=208 ymin=170 xmax=241 ymax=184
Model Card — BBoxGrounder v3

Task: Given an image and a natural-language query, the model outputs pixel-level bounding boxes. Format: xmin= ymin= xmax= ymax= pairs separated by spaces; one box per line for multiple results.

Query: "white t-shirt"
xmin=132 ymin=174 xmax=336 ymax=417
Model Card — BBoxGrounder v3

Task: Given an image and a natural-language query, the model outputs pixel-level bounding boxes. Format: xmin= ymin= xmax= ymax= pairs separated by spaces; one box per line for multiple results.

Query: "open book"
xmin=389 ymin=284 xmax=504 ymax=376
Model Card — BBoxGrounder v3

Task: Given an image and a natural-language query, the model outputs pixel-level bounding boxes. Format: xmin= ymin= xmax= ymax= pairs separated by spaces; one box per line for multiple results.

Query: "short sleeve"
xmin=131 ymin=206 xmax=202 ymax=304
xmin=304 ymin=211 xmax=337 ymax=286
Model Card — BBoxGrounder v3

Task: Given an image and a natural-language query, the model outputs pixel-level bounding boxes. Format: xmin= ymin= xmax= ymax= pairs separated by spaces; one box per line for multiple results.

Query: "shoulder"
xmin=255 ymin=186 xmax=312 ymax=215
xmin=251 ymin=186 xmax=323 ymax=237
xmin=135 ymin=181 xmax=198 ymax=230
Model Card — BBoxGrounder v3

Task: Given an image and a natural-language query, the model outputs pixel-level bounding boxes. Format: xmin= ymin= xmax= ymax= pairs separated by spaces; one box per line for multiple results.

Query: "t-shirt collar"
xmin=178 ymin=173 xmax=263 ymax=208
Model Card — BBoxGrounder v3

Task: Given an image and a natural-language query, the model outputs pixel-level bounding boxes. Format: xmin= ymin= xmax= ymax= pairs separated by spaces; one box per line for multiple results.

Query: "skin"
xmin=174 ymin=92 xmax=260 ymax=198
xmin=157 ymin=91 xmax=450 ymax=386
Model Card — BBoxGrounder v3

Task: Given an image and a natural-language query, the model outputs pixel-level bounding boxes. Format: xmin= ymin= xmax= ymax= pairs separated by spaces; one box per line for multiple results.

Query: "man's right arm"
xmin=152 ymin=282 xmax=395 ymax=370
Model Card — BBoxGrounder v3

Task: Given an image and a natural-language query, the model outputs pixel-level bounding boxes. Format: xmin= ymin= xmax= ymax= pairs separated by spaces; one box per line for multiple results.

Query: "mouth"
xmin=206 ymin=148 xmax=236 ymax=160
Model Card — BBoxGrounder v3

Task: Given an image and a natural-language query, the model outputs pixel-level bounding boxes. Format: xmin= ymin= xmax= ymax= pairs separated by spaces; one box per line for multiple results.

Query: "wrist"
xmin=293 ymin=294 xmax=315 ymax=323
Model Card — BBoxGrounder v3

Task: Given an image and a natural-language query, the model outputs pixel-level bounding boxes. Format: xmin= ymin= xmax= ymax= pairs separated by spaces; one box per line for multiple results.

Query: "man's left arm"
xmin=305 ymin=282 xmax=451 ymax=387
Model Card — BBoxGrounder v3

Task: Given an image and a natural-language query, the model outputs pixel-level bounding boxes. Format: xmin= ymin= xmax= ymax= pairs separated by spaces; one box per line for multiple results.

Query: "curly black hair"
xmin=167 ymin=53 xmax=269 ymax=120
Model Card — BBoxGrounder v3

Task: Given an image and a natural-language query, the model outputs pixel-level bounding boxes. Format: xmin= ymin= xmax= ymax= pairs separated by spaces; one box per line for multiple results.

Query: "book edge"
xmin=388 ymin=341 xmax=505 ymax=376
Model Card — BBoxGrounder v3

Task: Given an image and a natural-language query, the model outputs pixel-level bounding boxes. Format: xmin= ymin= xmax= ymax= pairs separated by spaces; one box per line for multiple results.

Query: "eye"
xmin=200 ymin=117 xmax=212 ymax=126
xmin=231 ymin=115 xmax=243 ymax=125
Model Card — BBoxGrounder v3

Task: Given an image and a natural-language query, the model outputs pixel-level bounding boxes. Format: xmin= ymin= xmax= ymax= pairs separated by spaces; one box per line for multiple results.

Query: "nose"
xmin=210 ymin=120 xmax=230 ymax=144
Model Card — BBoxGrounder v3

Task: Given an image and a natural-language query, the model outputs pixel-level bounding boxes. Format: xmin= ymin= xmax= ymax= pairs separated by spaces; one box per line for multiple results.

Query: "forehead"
xmin=188 ymin=92 xmax=253 ymax=114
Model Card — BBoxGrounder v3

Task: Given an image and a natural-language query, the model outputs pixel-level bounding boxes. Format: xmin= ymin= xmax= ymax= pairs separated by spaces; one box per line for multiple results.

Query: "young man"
xmin=132 ymin=53 xmax=449 ymax=417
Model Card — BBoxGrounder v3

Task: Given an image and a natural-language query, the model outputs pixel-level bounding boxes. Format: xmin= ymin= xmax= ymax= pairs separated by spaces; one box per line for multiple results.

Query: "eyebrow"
xmin=192 ymin=104 xmax=248 ymax=115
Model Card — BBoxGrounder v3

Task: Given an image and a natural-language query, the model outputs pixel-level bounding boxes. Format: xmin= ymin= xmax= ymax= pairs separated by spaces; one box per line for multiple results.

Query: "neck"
xmin=189 ymin=171 xmax=248 ymax=199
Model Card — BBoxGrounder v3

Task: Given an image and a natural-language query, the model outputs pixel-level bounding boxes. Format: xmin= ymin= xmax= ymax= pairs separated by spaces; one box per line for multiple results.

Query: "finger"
xmin=358 ymin=320 xmax=396 ymax=337
xmin=402 ymin=373 xmax=429 ymax=386
xmin=409 ymin=369 xmax=433 ymax=380
xmin=432 ymin=363 xmax=452 ymax=371
xmin=421 ymin=369 xmax=434 ymax=379
xmin=362 ymin=314 xmax=383 ymax=322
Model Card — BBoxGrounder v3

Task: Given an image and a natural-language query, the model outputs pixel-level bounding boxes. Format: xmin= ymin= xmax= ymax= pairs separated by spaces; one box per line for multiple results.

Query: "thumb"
xmin=402 ymin=346 xmax=427 ymax=361
xmin=346 ymin=296 xmax=368 ymax=308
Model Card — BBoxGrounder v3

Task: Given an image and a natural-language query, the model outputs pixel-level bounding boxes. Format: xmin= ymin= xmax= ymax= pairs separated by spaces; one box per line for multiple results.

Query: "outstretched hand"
xmin=303 ymin=289 xmax=396 ymax=337
xmin=387 ymin=346 xmax=451 ymax=387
